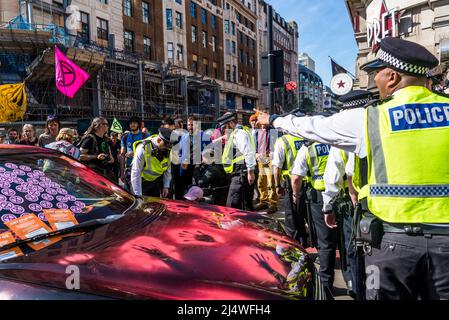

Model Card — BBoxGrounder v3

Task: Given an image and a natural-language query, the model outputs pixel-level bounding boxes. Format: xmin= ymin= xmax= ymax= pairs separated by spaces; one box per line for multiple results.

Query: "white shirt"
xmin=131 ymin=137 xmax=172 ymax=196
xmin=271 ymin=138 xmax=286 ymax=169
xmin=273 ymin=108 xmax=367 ymax=158
xmin=291 ymin=145 xmax=309 ymax=177
xmin=233 ymin=126 xmax=257 ymax=170
xmin=322 ymin=147 xmax=348 ymax=212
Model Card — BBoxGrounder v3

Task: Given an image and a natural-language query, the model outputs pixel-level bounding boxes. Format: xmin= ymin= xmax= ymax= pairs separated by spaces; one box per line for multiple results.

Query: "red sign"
xmin=285 ymin=81 xmax=297 ymax=92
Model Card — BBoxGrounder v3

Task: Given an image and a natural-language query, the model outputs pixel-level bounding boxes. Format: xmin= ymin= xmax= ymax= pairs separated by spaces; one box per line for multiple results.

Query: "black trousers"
xmin=342 ymin=209 xmax=357 ymax=293
xmin=309 ymin=189 xmax=338 ymax=289
xmin=365 ymin=232 xmax=449 ymax=300
xmin=141 ymin=177 xmax=163 ymax=198
xmin=226 ymin=166 xmax=255 ymax=211
xmin=172 ymin=164 xmax=194 ymax=200
xmin=283 ymin=178 xmax=308 ymax=242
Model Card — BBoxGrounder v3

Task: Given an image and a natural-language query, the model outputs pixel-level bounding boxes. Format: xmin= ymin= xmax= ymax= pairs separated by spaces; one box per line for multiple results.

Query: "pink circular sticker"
xmin=27 ymin=178 xmax=40 ymax=185
xmin=29 ymin=203 xmax=43 ymax=212
xmin=46 ymin=188 xmax=58 ymax=196
xmin=39 ymin=177 xmax=51 ymax=183
xmin=0 ymin=167 xmax=5 ymax=173
xmin=1 ymin=189 xmax=15 ymax=197
xmin=0 ymin=182 xmax=11 ymax=189
xmin=13 ymin=169 xmax=26 ymax=176
xmin=38 ymin=212 xmax=47 ymax=221
xmin=57 ymin=188 xmax=68 ymax=196
xmin=66 ymin=195 xmax=76 ymax=202
xmin=3 ymin=202 xmax=14 ymax=210
xmin=56 ymin=195 xmax=68 ymax=203
xmin=56 ymin=202 xmax=69 ymax=209
xmin=33 ymin=170 xmax=44 ymax=177
xmin=12 ymin=177 xmax=25 ymax=185
xmin=70 ymin=206 xmax=83 ymax=214
xmin=40 ymin=201 xmax=53 ymax=209
xmin=50 ymin=182 xmax=61 ymax=189
xmin=1 ymin=214 xmax=17 ymax=223
xmin=25 ymin=194 xmax=39 ymax=202
xmin=9 ymin=196 xmax=24 ymax=205
xmin=0 ymin=195 xmax=6 ymax=202
xmin=10 ymin=205 xmax=25 ymax=214
xmin=74 ymin=201 xmax=86 ymax=208
xmin=19 ymin=165 xmax=32 ymax=172
xmin=5 ymin=163 xmax=18 ymax=170
xmin=41 ymin=194 xmax=54 ymax=201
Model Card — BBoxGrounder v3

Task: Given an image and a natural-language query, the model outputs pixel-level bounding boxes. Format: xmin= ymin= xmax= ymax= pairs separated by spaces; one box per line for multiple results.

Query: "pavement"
xmin=257 ymin=197 xmax=353 ymax=300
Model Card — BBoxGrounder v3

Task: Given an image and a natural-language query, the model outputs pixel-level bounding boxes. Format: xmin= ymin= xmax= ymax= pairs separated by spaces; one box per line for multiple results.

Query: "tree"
xmin=300 ymin=98 xmax=315 ymax=114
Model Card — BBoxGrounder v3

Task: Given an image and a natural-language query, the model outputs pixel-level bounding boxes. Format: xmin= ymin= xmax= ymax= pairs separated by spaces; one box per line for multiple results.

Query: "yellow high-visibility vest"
xmin=305 ymin=142 xmax=330 ymax=191
xmin=360 ymin=86 xmax=449 ymax=223
xmin=222 ymin=126 xmax=256 ymax=174
xmin=279 ymin=135 xmax=305 ymax=178
xmin=133 ymin=135 xmax=170 ymax=182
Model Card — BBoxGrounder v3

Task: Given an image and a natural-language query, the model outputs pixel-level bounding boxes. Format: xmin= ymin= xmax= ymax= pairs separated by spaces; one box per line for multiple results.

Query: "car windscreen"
xmin=0 ymin=151 xmax=134 ymax=258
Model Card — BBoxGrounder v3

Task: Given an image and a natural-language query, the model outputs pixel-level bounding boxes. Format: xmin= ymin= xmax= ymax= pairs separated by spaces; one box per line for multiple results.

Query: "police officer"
xmin=131 ymin=128 xmax=177 ymax=198
xmin=322 ymin=90 xmax=373 ymax=298
xmin=219 ymin=112 xmax=257 ymax=211
xmin=272 ymin=131 xmax=307 ymax=243
xmin=291 ymin=141 xmax=335 ymax=297
xmin=258 ymin=37 xmax=449 ymax=300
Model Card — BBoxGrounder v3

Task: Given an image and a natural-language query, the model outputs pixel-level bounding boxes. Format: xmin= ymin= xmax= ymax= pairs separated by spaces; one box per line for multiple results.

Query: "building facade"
xmin=298 ymin=52 xmax=316 ymax=72
xmin=298 ymin=64 xmax=324 ymax=112
xmin=345 ymin=0 xmax=449 ymax=90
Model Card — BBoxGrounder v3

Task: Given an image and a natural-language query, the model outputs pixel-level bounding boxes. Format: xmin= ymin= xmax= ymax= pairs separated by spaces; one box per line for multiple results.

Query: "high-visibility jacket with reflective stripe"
xmin=361 ymin=86 xmax=449 ymax=223
xmin=306 ymin=142 xmax=330 ymax=191
xmin=279 ymin=135 xmax=305 ymax=178
xmin=222 ymin=126 xmax=256 ymax=174
xmin=133 ymin=135 xmax=170 ymax=182
xmin=339 ymin=149 xmax=349 ymax=189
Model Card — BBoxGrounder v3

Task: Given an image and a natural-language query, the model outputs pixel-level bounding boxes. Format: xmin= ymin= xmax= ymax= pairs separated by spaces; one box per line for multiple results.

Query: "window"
xmin=192 ymin=25 xmax=197 ymax=43
xmin=166 ymin=9 xmax=173 ymax=29
xmin=211 ymin=14 xmax=215 ymax=31
xmin=96 ymin=18 xmax=108 ymax=45
xmin=212 ymin=36 xmax=216 ymax=52
xmin=239 ymin=49 xmax=243 ymax=63
xmin=142 ymin=2 xmax=150 ymax=24
xmin=226 ymin=64 xmax=231 ymax=81
xmin=177 ymin=44 xmax=184 ymax=62
xmin=192 ymin=54 xmax=198 ymax=72
xmin=167 ymin=42 xmax=174 ymax=61
xmin=231 ymin=22 xmax=235 ymax=35
xmin=78 ymin=11 xmax=89 ymax=42
xmin=143 ymin=36 xmax=151 ymax=59
xmin=190 ymin=2 xmax=197 ymax=18
xmin=232 ymin=65 xmax=237 ymax=82
xmin=202 ymin=31 xmax=207 ymax=48
xmin=203 ymin=58 xmax=209 ymax=76
xmin=98 ymin=0 xmax=108 ymax=4
xmin=224 ymin=20 xmax=229 ymax=34
xmin=201 ymin=8 xmax=207 ymax=24
xmin=124 ymin=30 xmax=134 ymax=51
xmin=123 ymin=0 xmax=132 ymax=16
xmin=176 ymin=0 xmax=182 ymax=4
xmin=175 ymin=11 xmax=183 ymax=29
xmin=231 ymin=41 xmax=236 ymax=54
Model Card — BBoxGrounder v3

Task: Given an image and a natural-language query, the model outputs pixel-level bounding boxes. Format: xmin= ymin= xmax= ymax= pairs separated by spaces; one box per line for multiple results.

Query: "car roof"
xmin=0 ymin=145 xmax=54 ymax=156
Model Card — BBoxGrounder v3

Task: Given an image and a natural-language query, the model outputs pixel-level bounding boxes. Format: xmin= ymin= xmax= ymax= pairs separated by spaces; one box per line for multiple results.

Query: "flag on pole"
xmin=110 ymin=118 xmax=123 ymax=133
xmin=330 ymin=58 xmax=351 ymax=77
xmin=55 ymin=46 xmax=90 ymax=98
xmin=0 ymin=83 xmax=27 ymax=122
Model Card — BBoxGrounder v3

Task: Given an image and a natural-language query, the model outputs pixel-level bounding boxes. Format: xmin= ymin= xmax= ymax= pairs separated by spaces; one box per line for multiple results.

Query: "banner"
xmin=110 ymin=118 xmax=123 ymax=134
xmin=330 ymin=58 xmax=350 ymax=77
xmin=0 ymin=83 xmax=27 ymax=122
xmin=55 ymin=46 xmax=90 ymax=98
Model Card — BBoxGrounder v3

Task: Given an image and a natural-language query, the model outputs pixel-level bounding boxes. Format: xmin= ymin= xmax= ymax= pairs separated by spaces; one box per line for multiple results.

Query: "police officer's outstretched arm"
xmin=235 ymin=129 xmax=257 ymax=185
xmin=257 ymin=110 xmax=366 ymax=157
xmin=130 ymin=144 xmax=145 ymax=196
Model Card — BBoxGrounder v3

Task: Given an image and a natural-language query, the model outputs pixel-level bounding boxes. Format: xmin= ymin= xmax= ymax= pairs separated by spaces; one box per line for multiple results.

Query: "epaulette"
xmin=364 ymin=96 xmax=394 ymax=108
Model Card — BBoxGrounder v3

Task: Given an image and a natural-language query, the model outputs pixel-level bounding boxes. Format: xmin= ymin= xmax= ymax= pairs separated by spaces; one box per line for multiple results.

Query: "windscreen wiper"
xmin=0 ymin=214 xmax=123 ymax=253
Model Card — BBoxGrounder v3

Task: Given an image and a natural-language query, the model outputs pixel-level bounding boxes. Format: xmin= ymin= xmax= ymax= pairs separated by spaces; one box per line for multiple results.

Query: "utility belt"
xmin=355 ymin=199 xmax=449 ymax=252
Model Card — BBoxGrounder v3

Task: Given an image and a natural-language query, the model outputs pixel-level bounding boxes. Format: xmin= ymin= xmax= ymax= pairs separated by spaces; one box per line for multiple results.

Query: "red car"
xmin=0 ymin=145 xmax=323 ymax=300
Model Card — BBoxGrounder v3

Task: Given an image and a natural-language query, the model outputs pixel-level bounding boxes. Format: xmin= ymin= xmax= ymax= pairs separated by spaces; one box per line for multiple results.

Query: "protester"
xmin=79 ymin=117 xmax=115 ymax=177
xmin=0 ymin=132 xmax=6 ymax=144
xmin=5 ymin=128 xmax=20 ymax=144
xmin=19 ymin=124 xmax=38 ymax=146
xmin=120 ymin=117 xmax=148 ymax=191
xmin=109 ymin=132 xmax=121 ymax=183
xmin=46 ymin=128 xmax=81 ymax=159
xmin=38 ymin=115 xmax=61 ymax=147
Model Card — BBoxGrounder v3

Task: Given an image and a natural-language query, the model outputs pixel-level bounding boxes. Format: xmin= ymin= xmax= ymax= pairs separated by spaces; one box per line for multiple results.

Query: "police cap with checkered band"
xmin=338 ymin=90 xmax=373 ymax=109
xmin=361 ymin=37 xmax=439 ymax=76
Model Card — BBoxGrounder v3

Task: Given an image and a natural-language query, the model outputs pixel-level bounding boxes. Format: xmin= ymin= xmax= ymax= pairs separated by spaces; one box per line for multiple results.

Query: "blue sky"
xmin=268 ymin=0 xmax=358 ymax=86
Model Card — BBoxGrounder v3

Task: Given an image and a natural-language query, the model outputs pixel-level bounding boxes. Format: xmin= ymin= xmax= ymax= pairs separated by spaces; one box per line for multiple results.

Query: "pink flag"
xmin=55 ymin=46 xmax=90 ymax=98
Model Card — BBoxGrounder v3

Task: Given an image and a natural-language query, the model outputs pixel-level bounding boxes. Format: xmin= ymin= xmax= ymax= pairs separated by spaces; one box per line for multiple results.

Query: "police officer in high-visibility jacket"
xmin=272 ymin=132 xmax=307 ymax=242
xmin=257 ymin=37 xmax=449 ymax=300
xmin=322 ymin=90 xmax=373 ymax=299
xmin=131 ymin=128 xmax=178 ymax=198
xmin=291 ymin=142 xmax=335 ymax=296
xmin=219 ymin=112 xmax=257 ymax=211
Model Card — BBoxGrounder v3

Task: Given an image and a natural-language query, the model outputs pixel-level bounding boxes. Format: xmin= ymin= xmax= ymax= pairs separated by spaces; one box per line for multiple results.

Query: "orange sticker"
xmin=44 ymin=209 xmax=79 ymax=231
xmin=0 ymin=231 xmax=24 ymax=261
xmin=5 ymin=214 xmax=62 ymax=251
